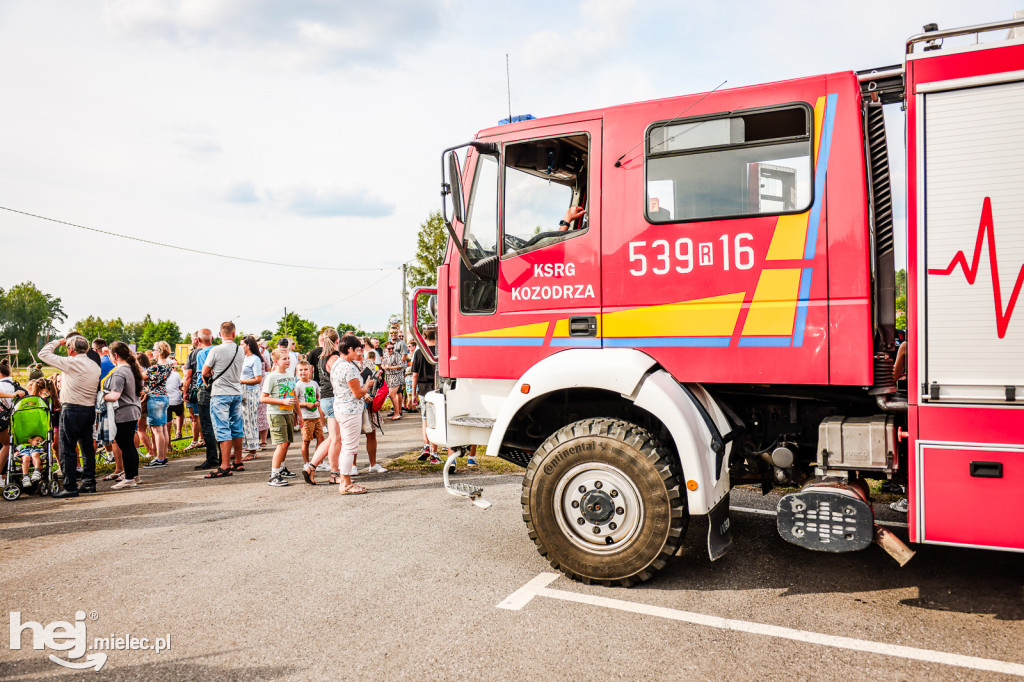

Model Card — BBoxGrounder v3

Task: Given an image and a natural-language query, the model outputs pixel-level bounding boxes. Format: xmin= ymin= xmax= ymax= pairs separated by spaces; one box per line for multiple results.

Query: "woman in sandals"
xmin=104 ymin=342 xmax=144 ymax=489
xmin=329 ymin=334 xmax=374 ymax=495
xmin=239 ymin=336 xmax=264 ymax=461
xmin=303 ymin=328 xmax=342 ymax=485
xmin=382 ymin=340 xmax=404 ymax=421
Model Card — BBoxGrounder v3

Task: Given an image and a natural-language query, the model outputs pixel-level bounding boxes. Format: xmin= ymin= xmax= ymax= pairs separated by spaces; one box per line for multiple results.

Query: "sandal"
xmin=204 ymin=468 xmax=233 ymax=479
xmin=340 ymin=483 xmax=367 ymax=495
xmin=389 ymin=416 xmax=402 ymax=421
xmin=302 ymin=465 xmax=316 ymax=486
xmin=102 ymin=472 xmax=125 ymax=481
xmin=328 ymin=471 xmax=341 ymax=485
xmin=231 ymin=463 xmax=245 ymax=472
xmin=241 ymin=453 xmax=257 ymax=461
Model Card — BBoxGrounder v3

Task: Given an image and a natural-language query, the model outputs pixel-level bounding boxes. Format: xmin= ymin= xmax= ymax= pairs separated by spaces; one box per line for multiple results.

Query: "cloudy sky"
xmin=1 ymin=0 xmax=1020 ymax=339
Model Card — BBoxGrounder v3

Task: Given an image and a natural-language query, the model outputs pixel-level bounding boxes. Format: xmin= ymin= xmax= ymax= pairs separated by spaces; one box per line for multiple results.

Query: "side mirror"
xmin=447 ymin=151 xmax=465 ymax=223
xmin=428 ymin=294 xmax=438 ymax=320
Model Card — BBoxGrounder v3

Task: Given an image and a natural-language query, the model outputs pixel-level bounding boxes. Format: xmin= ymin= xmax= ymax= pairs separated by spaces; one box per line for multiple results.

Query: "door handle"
xmin=568 ymin=316 xmax=597 ymax=337
xmin=970 ymin=461 xmax=1003 ymax=479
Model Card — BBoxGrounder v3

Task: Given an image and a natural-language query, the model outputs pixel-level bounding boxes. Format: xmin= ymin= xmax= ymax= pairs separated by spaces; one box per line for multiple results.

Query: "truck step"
xmin=449 ymin=482 xmax=484 ymax=497
xmin=448 ymin=415 xmax=496 ymax=428
xmin=442 ymin=450 xmax=491 ymax=509
xmin=776 ymin=488 xmax=874 ymax=552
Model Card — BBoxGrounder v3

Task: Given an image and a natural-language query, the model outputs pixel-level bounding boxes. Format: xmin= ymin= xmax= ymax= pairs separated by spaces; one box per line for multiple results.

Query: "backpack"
xmin=369 ymin=379 xmax=389 ymax=413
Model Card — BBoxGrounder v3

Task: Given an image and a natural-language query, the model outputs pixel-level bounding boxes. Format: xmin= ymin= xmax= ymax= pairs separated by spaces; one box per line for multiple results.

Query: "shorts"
xmin=301 ymin=416 xmax=324 ymax=443
xmin=321 ymin=396 xmax=335 ymax=419
xmin=147 ymin=394 xmax=169 ymax=426
xmin=269 ymin=413 xmax=296 ymax=444
xmin=185 ymin=402 xmax=196 ymax=413
xmin=210 ymin=394 xmax=244 ymax=442
xmin=167 ymin=402 xmax=184 ymax=419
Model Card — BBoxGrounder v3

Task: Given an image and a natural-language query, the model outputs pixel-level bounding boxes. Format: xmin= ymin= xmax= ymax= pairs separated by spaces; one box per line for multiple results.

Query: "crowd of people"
xmin=0 ymin=321 xmax=456 ymax=499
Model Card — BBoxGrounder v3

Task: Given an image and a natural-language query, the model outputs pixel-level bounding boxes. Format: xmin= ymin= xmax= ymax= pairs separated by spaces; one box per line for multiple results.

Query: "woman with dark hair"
xmin=105 ymin=342 xmax=144 ymax=489
xmin=135 ymin=353 xmax=155 ymax=456
xmin=302 ymin=328 xmax=341 ymax=485
xmin=329 ymin=334 xmax=376 ymax=495
xmin=0 ymin=359 xmax=27 ymax=486
xmin=240 ymin=335 xmax=264 ymax=461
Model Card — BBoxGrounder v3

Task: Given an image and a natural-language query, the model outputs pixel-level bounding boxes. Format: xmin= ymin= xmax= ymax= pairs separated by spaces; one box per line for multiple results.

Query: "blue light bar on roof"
xmin=498 ymin=114 xmax=536 ymax=125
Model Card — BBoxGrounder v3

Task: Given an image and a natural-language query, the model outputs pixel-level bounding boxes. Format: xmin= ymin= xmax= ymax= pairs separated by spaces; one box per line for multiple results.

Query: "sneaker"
xmin=428 ymin=454 xmax=443 ymax=465
xmin=417 ymin=446 xmax=431 ymax=462
xmin=111 ymin=477 xmax=138 ymax=490
xmin=467 ymin=457 xmax=478 ymax=467
xmin=279 ymin=467 xmax=297 ymax=478
xmin=268 ymin=474 xmax=289 ymax=487
xmin=349 ymin=466 xmax=359 ymax=476
xmin=21 ymin=475 xmax=31 ymax=487
xmin=30 ymin=469 xmax=42 ymax=482
xmin=890 ymin=498 xmax=908 ymax=513
xmin=367 ymin=463 xmax=388 ymax=473
xmin=144 ymin=459 xmax=168 ymax=468
xmin=315 ymin=462 xmax=330 ymax=472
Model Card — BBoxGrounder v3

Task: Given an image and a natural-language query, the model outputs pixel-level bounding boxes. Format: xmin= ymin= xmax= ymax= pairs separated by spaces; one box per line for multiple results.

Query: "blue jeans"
xmin=321 ymin=396 xmax=335 ymax=419
xmin=209 ymin=394 xmax=244 ymax=443
xmin=147 ymin=394 xmax=169 ymax=426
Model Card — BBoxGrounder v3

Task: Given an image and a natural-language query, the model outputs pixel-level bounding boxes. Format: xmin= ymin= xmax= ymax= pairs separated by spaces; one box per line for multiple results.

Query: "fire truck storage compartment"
xmin=817 ymin=415 xmax=896 ymax=473
xmin=921 ymin=79 xmax=1024 ymax=403
xmin=918 ymin=444 xmax=1024 ymax=551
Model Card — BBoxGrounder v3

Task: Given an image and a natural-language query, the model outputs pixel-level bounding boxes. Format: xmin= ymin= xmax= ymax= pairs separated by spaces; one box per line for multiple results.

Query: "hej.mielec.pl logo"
xmin=9 ymin=610 xmax=172 ymax=671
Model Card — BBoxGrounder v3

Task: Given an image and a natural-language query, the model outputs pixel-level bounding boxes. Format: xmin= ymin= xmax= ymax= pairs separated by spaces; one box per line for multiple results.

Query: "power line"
xmin=0 ymin=205 xmax=397 ymax=272
xmin=298 ymin=267 xmax=403 ymax=316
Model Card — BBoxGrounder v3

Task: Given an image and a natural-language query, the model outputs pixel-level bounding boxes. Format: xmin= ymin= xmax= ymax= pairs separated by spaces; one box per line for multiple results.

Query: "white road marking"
xmin=732 ymin=505 xmax=909 ymax=529
xmin=499 ymin=573 xmax=1024 ymax=677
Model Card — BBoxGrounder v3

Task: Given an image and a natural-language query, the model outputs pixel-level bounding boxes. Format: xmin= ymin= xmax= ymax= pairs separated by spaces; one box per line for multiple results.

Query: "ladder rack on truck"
xmin=414 ymin=14 xmax=1024 ymax=586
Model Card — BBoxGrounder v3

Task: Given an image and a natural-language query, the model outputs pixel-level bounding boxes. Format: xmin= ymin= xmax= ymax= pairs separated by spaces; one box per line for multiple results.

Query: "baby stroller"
xmin=2 ymin=396 xmax=60 ymax=501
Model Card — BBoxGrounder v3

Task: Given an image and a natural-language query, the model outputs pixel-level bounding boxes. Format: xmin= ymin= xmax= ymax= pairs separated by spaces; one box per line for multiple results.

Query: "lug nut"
xmin=610 ymin=490 xmax=618 ymax=498
xmin=616 ymin=507 xmax=624 ymax=515
xmin=571 ymin=500 xmax=579 ymax=509
xmin=593 ymin=527 xmax=601 ymax=534
xmin=578 ymin=485 xmax=587 ymax=494
xmin=577 ymin=517 xmax=585 ymax=525
xmin=594 ymin=481 xmax=603 ymax=489
xmin=609 ymin=522 xmax=617 ymax=530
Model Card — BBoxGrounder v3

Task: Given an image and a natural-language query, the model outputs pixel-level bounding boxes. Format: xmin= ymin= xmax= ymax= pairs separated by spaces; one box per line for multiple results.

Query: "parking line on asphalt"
xmin=732 ymin=505 xmax=909 ymax=529
xmin=498 ymin=573 xmax=1024 ymax=677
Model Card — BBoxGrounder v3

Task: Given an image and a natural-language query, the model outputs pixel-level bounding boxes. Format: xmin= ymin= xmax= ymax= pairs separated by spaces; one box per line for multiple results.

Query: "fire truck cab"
xmin=419 ymin=15 xmax=1024 ymax=585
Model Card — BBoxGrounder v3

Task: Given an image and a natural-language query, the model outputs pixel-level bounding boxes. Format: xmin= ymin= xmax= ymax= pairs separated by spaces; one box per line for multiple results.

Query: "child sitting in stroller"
xmin=18 ymin=435 xmax=45 ymax=488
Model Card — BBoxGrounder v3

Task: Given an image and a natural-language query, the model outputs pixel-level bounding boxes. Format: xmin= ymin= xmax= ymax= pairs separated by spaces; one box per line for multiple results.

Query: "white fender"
xmin=632 ymin=371 xmax=733 ymax=514
xmin=485 ymin=349 xmax=730 ymax=514
xmin=485 ymin=348 xmax=658 ymax=456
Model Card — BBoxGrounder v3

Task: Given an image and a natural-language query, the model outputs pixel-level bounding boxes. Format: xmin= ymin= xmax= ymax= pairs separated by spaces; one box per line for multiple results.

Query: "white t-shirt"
xmin=281 ymin=350 xmax=300 ymax=377
xmin=166 ymin=371 xmax=183 ymax=405
xmin=294 ymin=380 xmax=320 ymax=420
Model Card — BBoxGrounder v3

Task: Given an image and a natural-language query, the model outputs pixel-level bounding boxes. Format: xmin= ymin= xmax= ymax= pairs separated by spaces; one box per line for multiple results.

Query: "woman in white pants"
xmin=328 ymin=335 xmax=373 ymax=495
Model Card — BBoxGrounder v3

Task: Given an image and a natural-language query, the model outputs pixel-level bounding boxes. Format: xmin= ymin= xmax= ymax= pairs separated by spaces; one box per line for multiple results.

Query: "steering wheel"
xmin=521 ymin=230 xmax=565 ymax=248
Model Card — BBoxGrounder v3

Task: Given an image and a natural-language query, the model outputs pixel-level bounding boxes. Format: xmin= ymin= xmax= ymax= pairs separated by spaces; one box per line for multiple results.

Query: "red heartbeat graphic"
xmin=928 ymin=197 xmax=1024 ymax=339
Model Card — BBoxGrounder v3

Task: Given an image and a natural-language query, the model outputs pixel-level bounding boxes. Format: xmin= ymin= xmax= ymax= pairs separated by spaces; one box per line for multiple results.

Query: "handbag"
xmin=198 ymin=345 xmax=239 ymax=402
xmin=361 ymin=408 xmax=372 ymax=434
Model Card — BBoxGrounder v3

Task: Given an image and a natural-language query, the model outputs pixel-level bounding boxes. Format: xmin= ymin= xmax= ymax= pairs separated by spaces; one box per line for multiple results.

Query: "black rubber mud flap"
xmin=706 ymin=492 xmax=732 ymax=562
xmin=777 ymin=490 xmax=874 ymax=552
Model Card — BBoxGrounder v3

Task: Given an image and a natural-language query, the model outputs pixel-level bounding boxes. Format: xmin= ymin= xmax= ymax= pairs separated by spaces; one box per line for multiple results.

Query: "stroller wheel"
xmin=2 ymin=483 xmax=22 ymax=501
xmin=49 ymin=479 xmax=61 ymax=496
xmin=38 ymin=480 xmax=50 ymax=497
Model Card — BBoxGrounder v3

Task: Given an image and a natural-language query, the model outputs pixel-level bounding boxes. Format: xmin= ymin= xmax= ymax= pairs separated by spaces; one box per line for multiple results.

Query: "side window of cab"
xmin=502 ymin=133 xmax=589 ymax=257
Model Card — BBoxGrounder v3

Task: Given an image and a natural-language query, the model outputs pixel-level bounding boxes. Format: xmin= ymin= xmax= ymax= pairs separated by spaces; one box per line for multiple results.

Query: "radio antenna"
xmin=506 ymin=53 xmax=513 ymax=123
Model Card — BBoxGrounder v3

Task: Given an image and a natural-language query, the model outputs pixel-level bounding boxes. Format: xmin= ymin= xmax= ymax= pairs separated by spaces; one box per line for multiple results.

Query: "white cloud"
xmin=103 ymin=0 xmax=449 ymax=67
xmin=221 ymin=180 xmax=393 ymax=217
xmin=522 ymin=0 xmax=638 ymax=70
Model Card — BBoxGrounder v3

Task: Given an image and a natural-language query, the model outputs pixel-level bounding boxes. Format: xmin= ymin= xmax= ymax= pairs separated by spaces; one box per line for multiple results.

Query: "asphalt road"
xmin=2 ymin=418 xmax=1022 ymax=680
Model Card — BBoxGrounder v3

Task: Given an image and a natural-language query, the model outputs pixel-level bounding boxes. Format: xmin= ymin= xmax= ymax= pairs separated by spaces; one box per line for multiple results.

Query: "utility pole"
xmin=401 ymin=263 xmax=408 ymax=342
xmin=284 ymin=307 xmax=288 ymax=342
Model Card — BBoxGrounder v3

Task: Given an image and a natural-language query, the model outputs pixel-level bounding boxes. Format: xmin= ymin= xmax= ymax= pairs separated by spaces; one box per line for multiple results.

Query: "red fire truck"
xmin=413 ymin=15 xmax=1024 ymax=585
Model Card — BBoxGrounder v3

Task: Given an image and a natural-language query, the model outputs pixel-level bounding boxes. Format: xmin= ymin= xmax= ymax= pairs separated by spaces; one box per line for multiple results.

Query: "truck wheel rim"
xmin=553 ymin=463 xmax=644 ymax=554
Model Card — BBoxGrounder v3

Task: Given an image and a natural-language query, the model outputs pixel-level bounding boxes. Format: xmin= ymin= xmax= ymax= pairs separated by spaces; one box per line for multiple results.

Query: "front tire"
xmin=522 ymin=418 xmax=687 ymax=586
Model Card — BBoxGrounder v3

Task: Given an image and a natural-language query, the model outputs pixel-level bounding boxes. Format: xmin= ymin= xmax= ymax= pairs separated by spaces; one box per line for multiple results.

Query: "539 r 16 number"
xmin=628 ymin=233 xmax=754 ymax=276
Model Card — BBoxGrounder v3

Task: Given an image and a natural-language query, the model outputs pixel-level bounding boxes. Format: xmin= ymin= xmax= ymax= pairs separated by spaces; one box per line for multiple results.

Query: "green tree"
xmin=275 ymin=312 xmax=318 ymax=352
xmin=138 ymin=317 xmax=182 ymax=351
xmin=0 ymin=281 xmax=66 ymax=361
xmin=73 ymin=315 xmax=126 ymax=345
xmin=260 ymin=329 xmax=274 ymax=341
xmin=407 ymin=210 xmax=448 ymax=288
xmin=895 ymin=269 xmax=907 ymax=330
